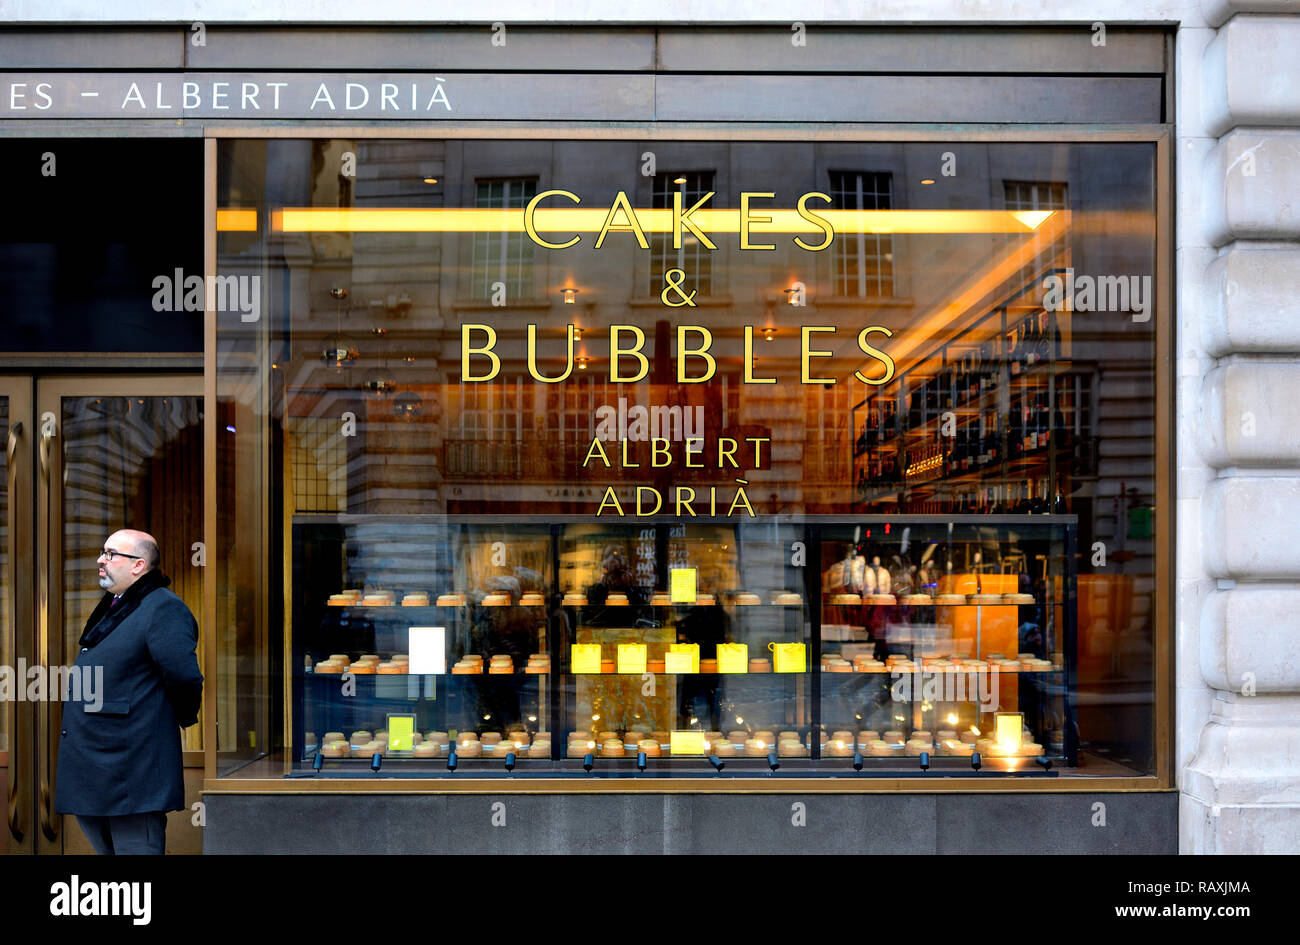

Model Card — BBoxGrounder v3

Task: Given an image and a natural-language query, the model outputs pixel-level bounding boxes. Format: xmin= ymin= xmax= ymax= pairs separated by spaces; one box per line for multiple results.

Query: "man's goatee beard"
xmin=98 ymin=574 xmax=113 ymax=590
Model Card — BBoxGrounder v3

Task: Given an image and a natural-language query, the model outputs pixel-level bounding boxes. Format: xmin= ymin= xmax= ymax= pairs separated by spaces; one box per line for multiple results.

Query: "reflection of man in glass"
xmin=675 ymin=592 xmax=731 ymax=733
xmin=586 ymin=544 xmax=646 ymax=609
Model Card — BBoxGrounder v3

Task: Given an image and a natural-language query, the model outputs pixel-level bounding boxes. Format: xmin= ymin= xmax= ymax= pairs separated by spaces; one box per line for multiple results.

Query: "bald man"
xmin=54 ymin=529 xmax=203 ymax=855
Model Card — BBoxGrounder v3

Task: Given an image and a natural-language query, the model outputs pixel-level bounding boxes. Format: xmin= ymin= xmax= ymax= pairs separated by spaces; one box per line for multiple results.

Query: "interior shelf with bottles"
xmin=853 ymin=268 xmax=1095 ymax=514
xmin=287 ymin=515 xmax=1077 ymax=777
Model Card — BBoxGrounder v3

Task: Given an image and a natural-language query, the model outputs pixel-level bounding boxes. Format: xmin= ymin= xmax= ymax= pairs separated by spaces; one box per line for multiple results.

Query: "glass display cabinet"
xmin=289 ymin=515 xmax=1074 ymax=776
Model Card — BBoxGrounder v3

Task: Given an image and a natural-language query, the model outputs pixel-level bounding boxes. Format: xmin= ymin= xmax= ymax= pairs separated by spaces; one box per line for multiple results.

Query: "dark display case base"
xmin=204 ymin=790 xmax=1176 ymax=854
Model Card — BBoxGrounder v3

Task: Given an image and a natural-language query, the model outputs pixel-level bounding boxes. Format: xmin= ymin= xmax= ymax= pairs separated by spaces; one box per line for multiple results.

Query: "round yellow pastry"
xmin=830 ymin=593 xmax=862 ymax=605
xmin=377 ymin=661 xmax=403 ymax=674
xmin=456 ymin=740 xmax=482 ymax=758
xmin=883 ymin=730 xmax=905 ymax=744
xmin=713 ymin=742 xmax=737 ymax=757
xmin=402 ymin=593 xmax=429 ymax=606
xmin=413 ymin=743 xmax=437 ymax=757
xmin=902 ymin=594 xmax=933 ymax=604
xmin=313 ymin=660 xmax=345 ymax=673
xmin=969 ymin=593 xmax=1002 ymax=605
xmin=638 ymin=740 xmax=661 ymax=757
xmin=562 ymin=593 xmax=588 ymax=606
xmin=1020 ymin=742 xmax=1044 ymax=756
xmin=774 ymin=591 xmax=803 ymax=605
xmin=650 ymin=592 xmax=672 ymax=607
xmin=528 ymin=740 xmax=551 ymax=758
xmin=748 ymin=658 xmax=772 ymax=673
xmin=600 ymin=739 xmax=625 ymax=757
xmin=436 ymin=593 xmax=466 ymax=607
xmin=520 ymin=592 xmax=545 ymax=606
xmin=482 ymin=592 xmax=511 ymax=606
xmin=606 ymin=592 xmax=629 ymax=605
xmin=321 ymin=740 xmax=349 ymax=758
xmin=867 ymin=594 xmax=897 ymax=605
xmin=935 ymin=594 xmax=966 ymax=606
xmin=734 ymin=592 xmax=761 ymax=605
xmin=866 ymin=740 xmax=894 ymax=756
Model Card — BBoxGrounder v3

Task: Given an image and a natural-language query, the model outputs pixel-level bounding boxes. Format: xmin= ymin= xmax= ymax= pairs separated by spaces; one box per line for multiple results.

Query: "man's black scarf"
xmin=79 ymin=569 xmax=172 ymax=649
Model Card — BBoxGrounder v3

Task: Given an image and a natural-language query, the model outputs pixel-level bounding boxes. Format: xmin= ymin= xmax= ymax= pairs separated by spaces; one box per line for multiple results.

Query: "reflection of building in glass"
xmin=228 ymin=139 xmax=1154 ymax=599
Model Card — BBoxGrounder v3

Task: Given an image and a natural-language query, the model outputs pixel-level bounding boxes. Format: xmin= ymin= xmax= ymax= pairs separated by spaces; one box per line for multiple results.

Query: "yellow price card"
xmin=671 ymin=731 xmax=705 ymax=756
xmin=717 ymin=642 xmax=749 ymax=673
xmin=386 ymin=715 xmax=416 ymax=752
xmin=769 ymin=642 xmax=807 ymax=673
xmin=617 ymin=643 xmax=647 ymax=674
xmin=666 ymin=643 xmax=699 ymax=674
xmin=670 ymin=567 xmax=698 ymax=604
xmin=571 ymin=643 xmax=602 ymax=674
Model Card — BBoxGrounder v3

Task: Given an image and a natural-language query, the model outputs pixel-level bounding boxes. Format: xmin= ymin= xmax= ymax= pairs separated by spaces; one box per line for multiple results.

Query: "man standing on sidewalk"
xmin=54 ymin=528 xmax=203 ymax=855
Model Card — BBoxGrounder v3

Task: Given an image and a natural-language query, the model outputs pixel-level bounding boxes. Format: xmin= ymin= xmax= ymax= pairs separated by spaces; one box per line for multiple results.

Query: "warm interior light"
xmin=561 ymin=287 xmax=579 ymax=304
xmin=423 ymin=177 xmax=438 ymax=184
xmin=995 ymin=713 xmax=1023 ymax=754
xmin=577 ymin=357 xmax=588 ymax=370
xmin=673 ymin=176 xmax=687 ymax=184
xmin=270 ymin=207 xmax=1058 ymax=235
xmin=921 ymin=178 xmax=935 ymax=185
xmin=216 ymin=208 xmax=258 ymax=231
xmin=763 ymin=327 xmax=776 ymax=341
xmin=947 ymin=713 xmax=959 ymax=725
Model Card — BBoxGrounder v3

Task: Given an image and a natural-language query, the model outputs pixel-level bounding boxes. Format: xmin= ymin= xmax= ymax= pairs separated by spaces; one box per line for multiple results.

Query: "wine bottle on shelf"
xmin=1036 ymin=310 xmax=1052 ymax=364
xmin=965 ymin=353 xmax=978 ymax=403
xmin=1036 ymin=395 xmax=1050 ymax=450
xmin=1009 ymin=397 xmax=1024 ymax=458
xmin=1025 ymin=313 xmax=1040 ymax=368
xmin=1008 ymin=325 xmax=1021 ymax=377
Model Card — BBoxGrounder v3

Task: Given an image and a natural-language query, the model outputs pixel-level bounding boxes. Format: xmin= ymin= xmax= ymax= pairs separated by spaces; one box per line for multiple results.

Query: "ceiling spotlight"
xmin=921 ymin=178 xmax=935 ymax=185
xmin=762 ymin=327 xmax=776 ymax=342
xmin=577 ymin=357 xmax=589 ymax=371
xmin=673 ymin=176 xmax=687 ymax=185
xmin=423 ymin=177 xmax=439 ymax=184
xmin=561 ymin=287 xmax=579 ymax=304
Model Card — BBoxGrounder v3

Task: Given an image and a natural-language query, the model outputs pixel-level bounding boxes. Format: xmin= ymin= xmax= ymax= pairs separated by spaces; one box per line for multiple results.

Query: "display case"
xmin=289 ymin=515 xmax=1075 ymax=777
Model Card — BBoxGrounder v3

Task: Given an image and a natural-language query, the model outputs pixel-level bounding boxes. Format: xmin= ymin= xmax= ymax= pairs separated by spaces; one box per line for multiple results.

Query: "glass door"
xmin=0 ymin=376 xmax=203 ymax=855
xmin=1 ymin=378 xmax=33 ymax=853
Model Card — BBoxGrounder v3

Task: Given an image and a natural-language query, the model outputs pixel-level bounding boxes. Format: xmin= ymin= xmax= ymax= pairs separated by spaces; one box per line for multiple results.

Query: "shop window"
xmin=830 ymin=170 xmax=894 ymax=298
xmin=471 ymin=178 xmax=538 ymax=301
xmin=648 ymin=171 xmax=715 ymax=297
xmin=1004 ymin=180 xmax=1070 ymax=285
xmin=289 ymin=415 xmax=347 ymax=513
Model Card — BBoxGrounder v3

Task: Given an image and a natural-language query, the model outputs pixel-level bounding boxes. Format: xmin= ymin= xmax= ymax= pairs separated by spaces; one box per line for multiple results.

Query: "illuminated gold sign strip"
xmin=216 ymin=208 xmax=259 ymax=231
xmin=266 ymin=208 xmax=1055 ymax=234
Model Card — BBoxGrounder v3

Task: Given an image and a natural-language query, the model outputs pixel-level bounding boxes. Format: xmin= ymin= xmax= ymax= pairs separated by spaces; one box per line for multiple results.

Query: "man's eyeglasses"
xmin=100 ymin=549 xmax=142 ymax=562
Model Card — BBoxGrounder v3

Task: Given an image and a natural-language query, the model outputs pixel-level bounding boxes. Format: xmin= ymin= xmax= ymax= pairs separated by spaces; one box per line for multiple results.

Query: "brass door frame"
xmin=34 ymin=375 xmax=203 ymax=853
xmin=0 ymin=377 xmax=34 ymax=853
xmin=205 ymin=124 xmax=1174 ymax=794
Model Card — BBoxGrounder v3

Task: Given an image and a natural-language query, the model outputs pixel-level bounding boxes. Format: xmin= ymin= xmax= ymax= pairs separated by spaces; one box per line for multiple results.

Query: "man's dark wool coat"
xmin=54 ymin=570 xmax=203 ymax=816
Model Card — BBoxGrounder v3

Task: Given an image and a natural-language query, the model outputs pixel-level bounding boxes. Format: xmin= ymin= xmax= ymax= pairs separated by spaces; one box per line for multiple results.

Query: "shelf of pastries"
xmin=310 ymin=652 xmax=551 ymax=676
xmin=817 ymin=652 xmax=1061 ymax=675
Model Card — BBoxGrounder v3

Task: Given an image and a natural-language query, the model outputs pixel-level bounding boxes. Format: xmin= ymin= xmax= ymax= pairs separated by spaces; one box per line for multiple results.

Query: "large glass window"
xmin=216 ymin=138 xmax=1162 ymax=781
